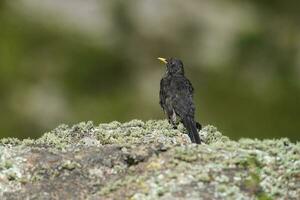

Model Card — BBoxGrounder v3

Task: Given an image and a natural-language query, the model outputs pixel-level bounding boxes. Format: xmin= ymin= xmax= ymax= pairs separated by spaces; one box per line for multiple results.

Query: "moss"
xmin=6 ymin=172 xmax=17 ymax=181
xmin=99 ymin=175 xmax=140 ymax=195
xmin=0 ymin=137 xmax=21 ymax=146
xmin=21 ymin=138 xmax=35 ymax=145
xmin=237 ymin=156 xmax=262 ymax=169
xmin=122 ymin=120 xmax=144 ymax=128
xmin=196 ymin=173 xmax=211 ymax=182
xmin=174 ymin=146 xmax=198 ymax=162
xmin=34 ymin=124 xmax=72 ymax=149
xmin=61 ymin=160 xmax=81 ymax=170
xmin=257 ymin=193 xmax=273 ymax=200
xmin=242 ymin=172 xmax=261 ymax=192
xmin=200 ymin=125 xmax=229 ymax=144
xmin=0 ymin=120 xmax=299 ymax=199
xmin=0 ymin=160 xmax=13 ymax=170
xmin=99 ymin=121 xmax=122 ymax=130
xmin=146 ymin=160 xmax=162 ymax=170
xmin=242 ymin=172 xmax=273 ymax=200
xmin=156 ymin=186 xmax=169 ymax=197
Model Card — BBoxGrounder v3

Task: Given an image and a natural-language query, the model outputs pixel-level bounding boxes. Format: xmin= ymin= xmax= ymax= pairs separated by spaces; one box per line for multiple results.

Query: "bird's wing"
xmin=159 ymin=78 xmax=167 ymax=110
xmin=171 ymin=76 xmax=195 ymax=118
xmin=187 ymin=79 xmax=194 ymax=95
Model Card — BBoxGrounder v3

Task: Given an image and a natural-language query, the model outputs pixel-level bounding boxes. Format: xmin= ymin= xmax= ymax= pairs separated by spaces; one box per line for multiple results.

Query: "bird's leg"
xmin=180 ymin=120 xmax=202 ymax=131
xmin=168 ymin=111 xmax=178 ymax=129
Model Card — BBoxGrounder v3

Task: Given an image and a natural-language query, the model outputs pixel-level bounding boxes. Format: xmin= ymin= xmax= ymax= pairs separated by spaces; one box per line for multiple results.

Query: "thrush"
xmin=158 ymin=57 xmax=202 ymax=144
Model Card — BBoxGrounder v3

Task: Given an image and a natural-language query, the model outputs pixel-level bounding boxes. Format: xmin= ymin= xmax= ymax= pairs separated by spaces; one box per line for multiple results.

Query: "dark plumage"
xmin=158 ymin=57 xmax=202 ymax=144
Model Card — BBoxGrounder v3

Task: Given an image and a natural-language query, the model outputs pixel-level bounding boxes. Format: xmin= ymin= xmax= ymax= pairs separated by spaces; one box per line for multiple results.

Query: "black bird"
xmin=158 ymin=57 xmax=202 ymax=144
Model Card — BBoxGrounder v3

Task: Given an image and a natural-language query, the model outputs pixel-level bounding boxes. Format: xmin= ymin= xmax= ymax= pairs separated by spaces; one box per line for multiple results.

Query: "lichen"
xmin=0 ymin=120 xmax=299 ymax=199
xmin=61 ymin=160 xmax=81 ymax=170
xmin=200 ymin=125 xmax=229 ymax=144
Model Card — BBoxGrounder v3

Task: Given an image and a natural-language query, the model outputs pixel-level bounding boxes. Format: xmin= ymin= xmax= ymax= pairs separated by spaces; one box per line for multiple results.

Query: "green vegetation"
xmin=0 ymin=120 xmax=299 ymax=199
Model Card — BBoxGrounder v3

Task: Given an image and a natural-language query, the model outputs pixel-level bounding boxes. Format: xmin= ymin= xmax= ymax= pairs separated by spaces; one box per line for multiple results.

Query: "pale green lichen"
xmin=61 ymin=160 xmax=81 ymax=170
xmin=99 ymin=175 xmax=142 ymax=196
xmin=0 ymin=120 xmax=299 ymax=199
xmin=174 ymin=146 xmax=198 ymax=162
xmin=0 ymin=146 xmax=28 ymax=196
xmin=0 ymin=137 xmax=21 ymax=146
xmin=200 ymin=125 xmax=229 ymax=144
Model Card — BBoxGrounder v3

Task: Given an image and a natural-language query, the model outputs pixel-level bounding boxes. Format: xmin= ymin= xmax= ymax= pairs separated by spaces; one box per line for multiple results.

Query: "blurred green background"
xmin=0 ymin=0 xmax=299 ymax=141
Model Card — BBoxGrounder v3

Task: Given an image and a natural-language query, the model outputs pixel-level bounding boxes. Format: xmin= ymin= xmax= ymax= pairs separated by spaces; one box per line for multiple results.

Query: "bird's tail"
xmin=182 ymin=117 xmax=202 ymax=144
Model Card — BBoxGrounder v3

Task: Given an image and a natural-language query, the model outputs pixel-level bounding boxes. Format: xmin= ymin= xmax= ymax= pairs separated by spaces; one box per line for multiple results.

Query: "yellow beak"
xmin=158 ymin=57 xmax=168 ymax=64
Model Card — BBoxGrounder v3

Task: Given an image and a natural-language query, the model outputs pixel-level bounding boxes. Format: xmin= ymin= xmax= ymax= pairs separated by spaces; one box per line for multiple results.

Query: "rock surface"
xmin=0 ymin=120 xmax=299 ymax=200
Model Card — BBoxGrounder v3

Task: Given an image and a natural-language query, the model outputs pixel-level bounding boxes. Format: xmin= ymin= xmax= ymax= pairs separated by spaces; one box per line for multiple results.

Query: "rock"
xmin=0 ymin=120 xmax=299 ymax=199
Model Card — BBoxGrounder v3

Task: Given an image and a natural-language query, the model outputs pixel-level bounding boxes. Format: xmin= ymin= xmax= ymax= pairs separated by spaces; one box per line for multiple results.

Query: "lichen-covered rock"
xmin=0 ymin=120 xmax=299 ymax=200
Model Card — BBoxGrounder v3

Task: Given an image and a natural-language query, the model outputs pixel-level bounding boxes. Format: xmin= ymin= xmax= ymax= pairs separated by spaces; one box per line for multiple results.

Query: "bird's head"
xmin=158 ymin=57 xmax=184 ymax=75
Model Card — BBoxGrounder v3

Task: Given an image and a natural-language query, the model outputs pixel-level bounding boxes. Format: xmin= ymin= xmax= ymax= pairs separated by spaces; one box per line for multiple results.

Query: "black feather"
xmin=159 ymin=58 xmax=202 ymax=144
